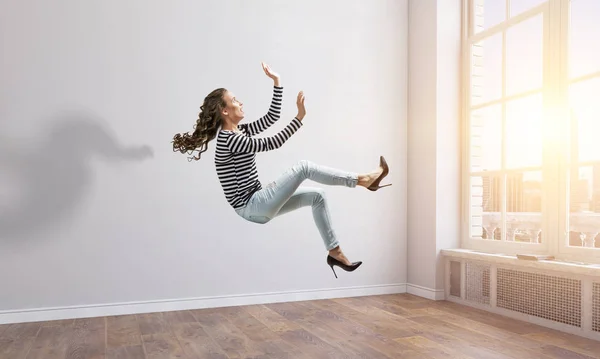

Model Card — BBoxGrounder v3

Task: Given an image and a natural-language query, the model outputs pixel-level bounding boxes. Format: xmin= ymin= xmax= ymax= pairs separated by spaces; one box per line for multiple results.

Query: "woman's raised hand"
xmin=296 ymin=91 xmax=306 ymax=121
xmin=261 ymin=62 xmax=280 ymax=85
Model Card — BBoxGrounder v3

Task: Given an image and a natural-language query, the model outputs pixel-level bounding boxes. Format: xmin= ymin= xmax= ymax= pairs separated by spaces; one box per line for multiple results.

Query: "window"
xmin=463 ymin=0 xmax=600 ymax=264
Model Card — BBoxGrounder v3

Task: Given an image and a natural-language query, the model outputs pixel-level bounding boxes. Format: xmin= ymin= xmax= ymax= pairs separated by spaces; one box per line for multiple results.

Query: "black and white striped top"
xmin=214 ymin=86 xmax=303 ymax=209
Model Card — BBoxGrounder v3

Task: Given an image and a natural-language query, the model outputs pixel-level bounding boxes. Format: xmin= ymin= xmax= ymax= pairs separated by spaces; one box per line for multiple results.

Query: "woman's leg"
xmin=252 ymin=159 xmax=358 ymax=219
xmin=256 ymin=159 xmax=385 ymax=213
xmin=273 ymin=186 xmax=339 ymax=251
xmin=271 ymin=185 xmax=356 ymax=267
xmin=241 ymin=159 xmax=380 ymax=264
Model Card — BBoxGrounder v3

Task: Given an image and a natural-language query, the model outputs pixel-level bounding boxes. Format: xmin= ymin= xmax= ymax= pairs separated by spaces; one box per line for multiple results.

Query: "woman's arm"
xmin=239 ymin=85 xmax=283 ymax=136
xmin=239 ymin=62 xmax=283 ymax=136
xmin=228 ymin=91 xmax=305 ymax=153
xmin=226 ymin=117 xmax=302 ymax=153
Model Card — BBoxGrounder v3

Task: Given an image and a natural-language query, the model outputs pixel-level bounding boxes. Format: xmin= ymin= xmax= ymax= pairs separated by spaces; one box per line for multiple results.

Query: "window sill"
xmin=441 ymin=248 xmax=600 ymax=276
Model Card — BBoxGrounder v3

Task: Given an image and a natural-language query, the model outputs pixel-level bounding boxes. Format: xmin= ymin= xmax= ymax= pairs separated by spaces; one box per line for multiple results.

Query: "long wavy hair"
xmin=172 ymin=88 xmax=227 ymax=161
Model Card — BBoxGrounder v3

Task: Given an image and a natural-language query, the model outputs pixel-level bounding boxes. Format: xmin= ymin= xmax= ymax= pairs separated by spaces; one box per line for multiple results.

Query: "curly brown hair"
xmin=172 ymin=88 xmax=227 ymax=161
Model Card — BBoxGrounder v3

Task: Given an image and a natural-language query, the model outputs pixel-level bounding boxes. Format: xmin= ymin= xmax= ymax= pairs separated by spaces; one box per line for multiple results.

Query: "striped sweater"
xmin=214 ymin=86 xmax=303 ymax=209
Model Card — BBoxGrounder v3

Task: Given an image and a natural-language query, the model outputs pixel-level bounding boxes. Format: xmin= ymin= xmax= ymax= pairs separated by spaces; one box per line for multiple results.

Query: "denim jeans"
xmin=235 ymin=159 xmax=359 ymax=250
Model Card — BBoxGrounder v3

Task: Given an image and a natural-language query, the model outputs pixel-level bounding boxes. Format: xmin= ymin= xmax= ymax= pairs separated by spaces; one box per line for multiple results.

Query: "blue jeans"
xmin=235 ymin=160 xmax=359 ymax=250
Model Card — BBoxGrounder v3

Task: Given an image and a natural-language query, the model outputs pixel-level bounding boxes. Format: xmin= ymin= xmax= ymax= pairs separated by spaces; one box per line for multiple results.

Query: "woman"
xmin=172 ymin=62 xmax=391 ymax=278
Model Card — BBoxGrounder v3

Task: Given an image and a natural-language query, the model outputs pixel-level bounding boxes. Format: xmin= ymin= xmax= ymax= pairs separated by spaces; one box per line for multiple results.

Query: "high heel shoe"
xmin=367 ymin=156 xmax=391 ymax=191
xmin=327 ymin=255 xmax=362 ymax=278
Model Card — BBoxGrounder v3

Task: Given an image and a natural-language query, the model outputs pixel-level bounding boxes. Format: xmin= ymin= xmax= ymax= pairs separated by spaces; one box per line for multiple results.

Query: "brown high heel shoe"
xmin=367 ymin=156 xmax=391 ymax=191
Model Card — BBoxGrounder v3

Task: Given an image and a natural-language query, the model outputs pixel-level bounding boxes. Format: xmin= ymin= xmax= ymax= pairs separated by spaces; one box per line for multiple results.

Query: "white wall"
xmin=407 ymin=0 xmax=461 ymax=296
xmin=0 ymin=0 xmax=408 ymax=320
xmin=407 ymin=0 xmax=439 ymax=293
xmin=435 ymin=0 xmax=462 ymax=291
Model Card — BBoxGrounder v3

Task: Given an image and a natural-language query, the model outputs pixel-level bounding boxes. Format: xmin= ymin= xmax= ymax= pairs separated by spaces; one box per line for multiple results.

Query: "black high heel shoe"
xmin=327 ymin=255 xmax=362 ymax=278
xmin=367 ymin=156 xmax=391 ymax=191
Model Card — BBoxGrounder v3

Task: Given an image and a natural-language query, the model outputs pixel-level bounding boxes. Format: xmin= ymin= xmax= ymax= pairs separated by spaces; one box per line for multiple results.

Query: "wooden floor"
xmin=1 ymin=294 xmax=599 ymax=359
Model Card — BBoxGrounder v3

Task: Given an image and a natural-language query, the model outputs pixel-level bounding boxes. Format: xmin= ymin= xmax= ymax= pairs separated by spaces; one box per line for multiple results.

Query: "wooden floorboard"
xmin=0 ymin=294 xmax=598 ymax=359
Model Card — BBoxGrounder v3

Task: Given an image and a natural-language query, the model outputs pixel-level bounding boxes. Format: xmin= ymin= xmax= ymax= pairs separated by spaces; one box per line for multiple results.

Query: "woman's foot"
xmin=326 ymin=247 xmax=363 ymax=278
xmin=357 ymin=167 xmax=384 ymax=188
xmin=328 ymin=246 xmax=352 ymax=266
xmin=357 ymin=156 xmax=391 ymax=190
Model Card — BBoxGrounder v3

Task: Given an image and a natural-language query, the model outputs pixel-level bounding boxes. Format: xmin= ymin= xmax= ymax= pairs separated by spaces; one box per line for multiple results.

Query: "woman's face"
xmin=222 ymin=90 xmax=244 ymax=123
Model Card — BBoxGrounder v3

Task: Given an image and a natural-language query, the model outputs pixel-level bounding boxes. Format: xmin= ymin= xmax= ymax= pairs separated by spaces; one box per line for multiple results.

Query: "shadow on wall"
xmin=0 ymin=112 xmax=154 ymax=243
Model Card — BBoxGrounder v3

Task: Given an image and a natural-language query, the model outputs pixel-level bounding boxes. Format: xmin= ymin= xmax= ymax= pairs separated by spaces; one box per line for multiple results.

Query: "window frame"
xmin=460 ymin=0 xmax=600 ymax=264
xmin=556 ymin=0 xmax=600 ymax=262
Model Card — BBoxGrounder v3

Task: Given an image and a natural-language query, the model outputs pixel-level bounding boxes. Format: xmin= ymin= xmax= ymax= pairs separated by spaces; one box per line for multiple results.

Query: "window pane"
xmin=569 ymin=0 xmax=600 ymax=79
xmin=505 ymin=93 xmax=543 ymax=169
xmin=569 ymin=78 xmax=600 ymax=163
xmin=566 ymin=77 xmax=600 ymax=250
xmin=470 ymin=105 xmax=502 ymax=172
xmin=567 ymin=165 xmax=600 ymax=249
xmin=509 ymin=0 xmax=546 ymax=17
xmin=471 ymin=33 xmax=502 ymax=106
xmin=506 ymin=14 xmax=544 ymax=96
xmin=474 ymin=0 xmax=506 ymax=34
xmin=506 ymin=171 xmax=543 ymax=243
xmin=471 ymin=172 xmax=542 ymax=243
xmin=471 ymin=174 xmax=501 ymax=240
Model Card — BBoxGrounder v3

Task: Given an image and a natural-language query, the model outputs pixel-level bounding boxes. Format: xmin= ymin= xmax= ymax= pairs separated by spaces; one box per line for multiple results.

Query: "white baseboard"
xmin=406 ymin=283 xmax=445 ymax=300
xmin=0 ymin=283 xmax=407 ymax=325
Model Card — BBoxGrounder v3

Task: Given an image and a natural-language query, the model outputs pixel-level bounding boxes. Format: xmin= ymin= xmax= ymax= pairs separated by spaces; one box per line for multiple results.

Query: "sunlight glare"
xmin=570 ymin=78 xmax=600 ymax=163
